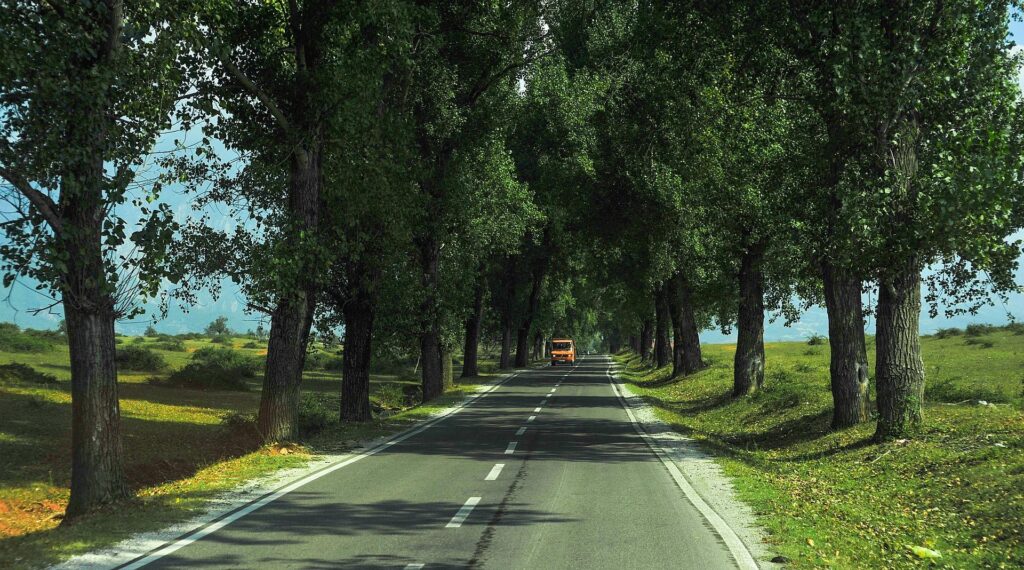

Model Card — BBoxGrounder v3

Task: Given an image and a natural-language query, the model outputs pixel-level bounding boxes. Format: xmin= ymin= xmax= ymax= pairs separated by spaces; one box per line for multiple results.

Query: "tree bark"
xmin=514 ymin=268 xmax=543 ymax=367
xmin=341 ymin=289 xmax=374 ymax=422
xmin=667 ymin=273 xmax=703 ymax=376
xmin=258 ymin=148 xmax=320 ymax=441
xmin=419 ymin=237 xmax=444 ymax=402
xmin=874 ymin=261 xmax=925 ymax=440
xmin=639 ymin=318 xmax=654 ymax=362
xmin=441 ymin=348 xmax=454 ymax=390
xmin=733 ymin=241 xmax=766 ymax=397
xmin=654 ymin=286 xmax=671 ymax=368
xmin=461 ymin=281 xmax=484 ymax=378
xmin=499 ymin=321 xmax=513 ymax=369
xmin=822 ymin=262 xmax=870 ymax=428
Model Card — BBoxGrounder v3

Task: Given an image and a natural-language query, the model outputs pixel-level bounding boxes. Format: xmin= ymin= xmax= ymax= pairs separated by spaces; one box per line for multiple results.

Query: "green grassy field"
xmin=615 ymin=325 xmax=1024 ymax=569
xmin=0 ymin=333 xmax=507 ymax=569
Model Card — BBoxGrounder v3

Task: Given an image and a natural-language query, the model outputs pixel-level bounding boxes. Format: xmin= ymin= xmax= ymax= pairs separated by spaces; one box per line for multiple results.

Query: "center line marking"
xmin=486 ymin=463 xmax=505 ymax=481
xmin=405 ymin=565 xmax=425 ymax=570
xmin=505 ymin=441 xmax=518 ymax=454
xmin=516 ymin=427 xmax=527 ymax=436
xmin=544 ymin=394 xmax=551 ymax=399
xmin=534 ymin=407 xmax=542 ymax=412
xmin=549 ymin=388 xmax=556 ymax=393
xmin=527 ymin=415 xmax=537 ymax=422
xmin=446 ymin=497 xmax=481 ymax=528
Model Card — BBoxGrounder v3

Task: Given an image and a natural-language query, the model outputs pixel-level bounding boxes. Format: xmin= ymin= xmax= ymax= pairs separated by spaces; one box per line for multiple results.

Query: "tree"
xmin=205 ymin=316 xmax=231 ymax=338
xmin=0 ymin=0 xmax=184 ymax=517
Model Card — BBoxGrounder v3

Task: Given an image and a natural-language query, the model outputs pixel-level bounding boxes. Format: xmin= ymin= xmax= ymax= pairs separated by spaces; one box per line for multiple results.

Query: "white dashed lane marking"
xmin=504 ymin=442 xmax=518 ymax=455
xmin=446 ymin=497 xmax=481 ymax=528
xmin=485 ymin=464 xmax=505 ymax=481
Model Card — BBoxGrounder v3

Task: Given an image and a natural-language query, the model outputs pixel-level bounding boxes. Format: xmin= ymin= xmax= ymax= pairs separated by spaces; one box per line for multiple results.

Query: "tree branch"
xmin=204 ymin=35 xmax=294 ymax=136
xmin=0 ymin=168 xmax=62 ymax=235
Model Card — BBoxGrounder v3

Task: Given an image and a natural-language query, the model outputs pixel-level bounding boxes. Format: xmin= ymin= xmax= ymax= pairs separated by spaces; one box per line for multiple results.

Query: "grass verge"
xmin=614 ymin=327 xmax=1023 ymax=569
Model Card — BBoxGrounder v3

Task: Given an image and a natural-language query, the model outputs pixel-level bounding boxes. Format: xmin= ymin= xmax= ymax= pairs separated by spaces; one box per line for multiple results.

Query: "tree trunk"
xmin=499 ymin=321 xmax=513 ymax=369
xmin=733 ymin=242 xmax=766 ymax=397
xmin=874 ymin=261 xmax=925 ymax=440
xmin=532 ymin=330 xmax=543 ymax=360
xmin=63 ymin=289 xmax=128 ymax=518
xmin=461 ymin=281 xmax=484 ymax=378
xmin=654 ymin=286 xmax=671 ymax=368
xmin=341 ymin=289 xmax=374 ymax=422
xmin=639 ymin=318 xmax=654 ymax=362
xmin=514 ymin=268 xmax=543 ymax=367
xmin=667 ymin=273 xmax=703 ymax=376
xmin=441 ymin=348 xmax=454 ymax=390
xmin=258 ymin=148 xmax=321 ymax=441
xmin=822 ymin=262 xmax=870 ymax=428
xmin=629 ymin=335 xmax=638 ymax=354
xmin=419 ymin=237 xmax=444 ymax=402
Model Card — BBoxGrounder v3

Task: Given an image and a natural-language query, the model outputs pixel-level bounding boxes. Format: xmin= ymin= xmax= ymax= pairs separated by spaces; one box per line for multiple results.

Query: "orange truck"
xmin=550 ymin=338 xmax=576 ymax=366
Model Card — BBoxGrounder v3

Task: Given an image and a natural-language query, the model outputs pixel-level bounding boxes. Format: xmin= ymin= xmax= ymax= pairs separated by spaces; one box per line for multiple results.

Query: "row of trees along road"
xmin=1 ymin=0 xmax=1022 ymax=520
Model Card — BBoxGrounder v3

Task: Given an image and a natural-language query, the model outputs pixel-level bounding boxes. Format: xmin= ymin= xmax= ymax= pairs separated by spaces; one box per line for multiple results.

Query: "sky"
xmin=2 ymin=17 xmax=1023 ymax=342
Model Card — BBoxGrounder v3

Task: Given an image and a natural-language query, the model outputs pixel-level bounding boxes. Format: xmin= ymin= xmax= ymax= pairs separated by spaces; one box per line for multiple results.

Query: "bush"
xmin=132 ymin=336 xmax=146 ymax=344
xmin=242 ymin=341 xmax=261 ymax=349
xmin=372 ymin=383 xmax=407 ymax=411
xmin=298 ymin=392 xmax=337 ymax=434
xmin=926 ymin=374 xmax=1009 ymax=404
xmin=116 ymin=346 xmax=167 ymax=372
xmin=0 ymin=363 xmax=59 ymax=385
xmin=304 ymin=351 xmax=326 ymax=370
xmin=806 ymin=334 xmax=827 ymax=346
xmin=155 ymin=347 xmax=258 ymax=391
xmin=323 ymin=355 xmax=345 ymax=372
xmin=964 ymin=337 xmax=996 ymax=348
xmin=151 ymin=339 xmax=187 ymax=352
xmin=1006 ymin=322 xmax=1024 ymax=336
xmin=210 ymin=334 xmax=233 ymax=345
xmin=932 ymin=327 xmax=962 ymax=339
xmin=0 ymin=323 xmax=58 ymax=353
xmin=965 ymin=323 xmax=997 ymax=337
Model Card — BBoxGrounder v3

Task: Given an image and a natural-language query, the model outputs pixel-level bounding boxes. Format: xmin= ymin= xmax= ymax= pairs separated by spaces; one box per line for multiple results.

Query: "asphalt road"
xmin=127 ymin=355 xmax=743 ymax=569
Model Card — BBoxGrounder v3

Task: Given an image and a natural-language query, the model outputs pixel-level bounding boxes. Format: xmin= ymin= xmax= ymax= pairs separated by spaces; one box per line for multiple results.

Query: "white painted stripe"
xmin=516 ymin=427 xmax=526 ymax=436
xmin=405 ymin=564 xmax=425 ymax=569
xmin=446 ymin=497 xmax=481 ymax=528
xmin=485 ymin=463 xmax=505 ymax=481
xmin=605 ymin=364 xmax=759 ymax=570
xmin=533 ymin=407 xmax=542 ymax=413
xmin=117 ymin=371 xmax=522 ymax=569
xmin=527 ymin=415 xmax=537 ymax=422
xmin=504 ymin=441 xmax=518 ymax=454
xmin=549 ymin=388 xmax=556 ymax=393
xmin=544 ymin=394 xmax=551 ymax=399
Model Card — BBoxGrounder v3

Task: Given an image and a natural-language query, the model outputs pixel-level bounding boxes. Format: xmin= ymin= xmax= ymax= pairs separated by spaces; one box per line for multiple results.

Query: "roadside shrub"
xmin=0 ymin=363 xmax=59 ymax=385
xmin=210 ymin=334 xmax=233 ymax=345
xmin=151 ymin=339 xmax=187 ymax=352
xmin=132 ymin=336 xmax=146 ymax=344
xmin=932 ymin=327 xmax=962 ymax=339
xmin=178 ymin=332 xmax=204 ymax=341
xmin=0 ymin=323 xmax=58 ymax=353
xmin=965 ymin=323 xmax=996 ymax=337
xmin=802 ymin=348 xmax=819 ymax=357
xmin=242 ymin=341 xmax=261 ymax=349
xmin=155 ymin=347 xmax=258 ymax=391
xmin=794 ymin=363 xmax=817 ymax=373
xmin=964 ymin=337 xmax=996 ymax=348
xmin=1006 ymin=322 xmax=1024 ymax=336
xmin=298 ymin=392 xmax=337 ymax=434
xmin=304 ymin=351 xmax=326 ymax=370
xmin=323 ymin=355 xmax=345 ymax=372
xmin=372 ymin=383 xmax=406 ymax=411
xmin=116 ymin=345 xmax=167 ymax=372
xmin=220 ymin=411 xmax=259 ymax=439
xmin=806 ymin=334 xmax=827 ymax=346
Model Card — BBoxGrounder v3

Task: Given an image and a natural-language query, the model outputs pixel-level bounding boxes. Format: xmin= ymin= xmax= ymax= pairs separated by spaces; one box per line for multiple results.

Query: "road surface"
xmin=124 ymin=355 xmax=746 ymax=569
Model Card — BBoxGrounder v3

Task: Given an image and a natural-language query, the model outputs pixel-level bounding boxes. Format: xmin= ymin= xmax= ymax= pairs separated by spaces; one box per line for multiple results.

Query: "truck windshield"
xmin=553 ymin=342 xmax=571 ymax=350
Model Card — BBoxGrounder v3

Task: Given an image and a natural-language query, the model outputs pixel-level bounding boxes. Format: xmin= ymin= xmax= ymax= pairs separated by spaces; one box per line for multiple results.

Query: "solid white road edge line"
xmin=504 ymin=441 xmax=518 ymax=455
xmin=605 ymin=362 xmax=760 ymax=570
xmin=446 ymin=497 xmax=482 ymax=528
xmin=113 ymin=371 xmax=523 ymax=570
xmin=486 ymin=464 xmax=505 ymax=481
